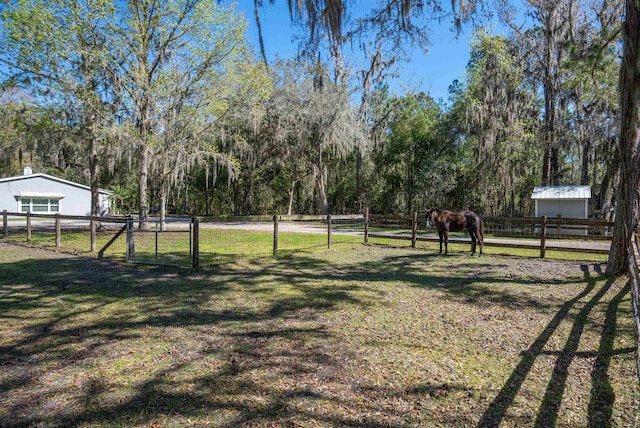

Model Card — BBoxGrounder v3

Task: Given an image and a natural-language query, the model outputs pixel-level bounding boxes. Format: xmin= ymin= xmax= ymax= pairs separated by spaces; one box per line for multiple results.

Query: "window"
xmin=32 ymin=199 xmax=49 ymax=212
xmin=19 ymin=198 xmax=61 ymax=214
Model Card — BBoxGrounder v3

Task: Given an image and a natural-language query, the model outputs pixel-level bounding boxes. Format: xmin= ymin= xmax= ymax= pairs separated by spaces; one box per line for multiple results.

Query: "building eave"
xmin=0 ymin=173 xmax=112 ymax=195
xmin=531 ymin=185 xmax=591 ymax=200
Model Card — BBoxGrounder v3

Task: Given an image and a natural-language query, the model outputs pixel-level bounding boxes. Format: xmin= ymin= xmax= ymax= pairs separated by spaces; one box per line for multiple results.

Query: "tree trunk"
xmin=205 ymin=171 xmax=211 ymax=216
xmin=232 ymin=182 xmax=240 ymax=216
xmin=356 ymin=147 xmax=363 ymax=208
xmin=138 ymin=143 xmax=149 ymax=229
xmin=594 ymin=150 xmax=618 ymax=217
xmin=314 ymin=164 xmax=329 ymax=215
xmin=159 ymin=181 xmax=167 ymax=231
xmin=580 ymin=109 xmax=591 ymax=186
xmin=88 ymin=128 xmax=100 ymax=217
xmin=287 ymin=179 xmax=296 ymax=215
xmin=580 ymin=138 xmax=591 ymax=185
xmin=606 ymin=0 xmax=640 ymax=275
xmin=542 ymin=55 xmax=556 ymax=186
xmin=540 ymin=2 xmax=566 ymax=186
xmin=406 ymin=149 xmax=415 ymax=214
xmin=551 ymin=146 xmax=560 ymax=185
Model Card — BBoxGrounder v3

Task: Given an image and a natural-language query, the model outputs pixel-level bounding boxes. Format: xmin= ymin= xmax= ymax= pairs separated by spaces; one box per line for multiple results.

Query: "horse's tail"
xmin=479 ymin=216 xmax=485 ymax=242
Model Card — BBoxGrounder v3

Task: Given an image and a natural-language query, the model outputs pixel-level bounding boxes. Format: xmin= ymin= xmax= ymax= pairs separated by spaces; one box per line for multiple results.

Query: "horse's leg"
xmin=470 ymin=231 xmax=477 ymax=255
xmin=437 ymin=230 xmax=443 ymax=254
xmin=478 ymin=230 xmax=484 ymax=256
xmin=443 ymin=230 xmax=449 ymax=255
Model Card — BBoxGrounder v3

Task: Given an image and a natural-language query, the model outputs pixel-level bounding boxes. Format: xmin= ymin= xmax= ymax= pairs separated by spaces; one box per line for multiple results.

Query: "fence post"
xmin=627 ymin=231 xmax=640 ymax=382
xmin=2 ymin=210 xmax=7 ymax=238
xmin=26 ymin=212 xmax=31 ymax=243
xmin=327 ymin=214 xmax=332 ymax=249
xmin=192 ymin=216 xmax=200 ymax=268
xmin=126 ymin=219 xmax=135 ymax=260
xmin=411 ymin=212 xmax=418 ymax=248
xmin=556 ymin=214 xmax=561 ymax=236
xmin=540 ymin=216 xmax=547 ymax=258
xmin=364 ymin=208 xmax=369 ymax=244
xmin=154 ymin=223 xmax=159 ymax=262
xmin=90 ymin=219 xmax=96 ymax=252
xmin=55 ymin=214 xmax=61 ymax=249
xmin=273 ymin=215 xmax=279 ymax=257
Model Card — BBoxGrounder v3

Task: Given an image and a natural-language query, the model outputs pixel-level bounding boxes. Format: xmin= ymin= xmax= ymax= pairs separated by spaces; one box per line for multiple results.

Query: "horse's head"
xmin=425 ymin=208 xmax=435 ymax=228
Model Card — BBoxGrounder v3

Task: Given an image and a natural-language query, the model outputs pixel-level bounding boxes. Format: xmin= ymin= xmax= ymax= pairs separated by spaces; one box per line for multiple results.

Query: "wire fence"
xmin=1 ymin=212 xmax=367 ymax=268
xmin=1 ymin=210 xmax=612 ymax=267
xmin=365 ymin=211 xmax=612 ymax=257
xmin=1 ymin=211 xmax=129 ymax=257
xmin=125 ymin=218 xmax=193 ymax=267
xmin=196 ymin=215 xmax=366 ymax=265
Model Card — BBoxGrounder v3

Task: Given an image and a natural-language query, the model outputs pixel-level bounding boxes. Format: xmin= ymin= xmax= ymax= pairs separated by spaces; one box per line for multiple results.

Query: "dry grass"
xmin=0 ymin=241 xmax=637 ymax=427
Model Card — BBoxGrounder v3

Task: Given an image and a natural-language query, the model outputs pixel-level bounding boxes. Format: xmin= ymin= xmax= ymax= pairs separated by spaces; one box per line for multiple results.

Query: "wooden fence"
xmin=2 ymin=210 xmax=129 ymax=256
xmin=1 ymin=211 xmax=365 ymax=267
xmin=628 ymin=231 xmax=640 ymax=382
xmin=364 ymin=210 xmax=614 ymax=257
xmin=1 ymin=209 xmax=616 ymax=263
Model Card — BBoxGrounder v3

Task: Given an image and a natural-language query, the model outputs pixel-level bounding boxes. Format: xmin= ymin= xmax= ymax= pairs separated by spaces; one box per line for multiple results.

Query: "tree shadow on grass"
xmin=476 ymin=264 xmax=633 ymax=427
xmin=0 ymin=246 xmax=634 ymax=427
xmin=0 ymin=251 xmax=392 ymax=427
xmin=586 ymin=281 xmax=631 ymax=428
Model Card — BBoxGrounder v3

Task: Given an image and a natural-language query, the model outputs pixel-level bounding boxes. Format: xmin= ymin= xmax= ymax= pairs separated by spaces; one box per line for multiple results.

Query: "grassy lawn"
xmin=0 ymin=239 xmax=637 ymax=427
xmin=3 ymin=222 xmax=609 ymax=264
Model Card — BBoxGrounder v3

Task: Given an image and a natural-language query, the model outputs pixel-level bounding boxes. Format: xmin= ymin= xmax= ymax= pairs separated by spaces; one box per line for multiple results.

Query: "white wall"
xmin=535 ymin=199 xmax=588 ymax=235
xmin=0 ymin=175 xmax=110 ymax=216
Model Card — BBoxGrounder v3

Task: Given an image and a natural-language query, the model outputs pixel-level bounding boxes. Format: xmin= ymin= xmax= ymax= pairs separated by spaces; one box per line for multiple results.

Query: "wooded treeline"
xmin=0 ymin=0 xmax=626 ymax=221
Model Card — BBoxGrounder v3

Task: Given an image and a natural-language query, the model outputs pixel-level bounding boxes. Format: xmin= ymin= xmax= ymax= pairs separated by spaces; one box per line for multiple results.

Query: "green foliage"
xmin=368 ymin=92 xmax=459 ymax=213
xmin=452 ymin=30 xmax=542 ymax=215
xmin=0 ymin=1 xmax=625 ymax=219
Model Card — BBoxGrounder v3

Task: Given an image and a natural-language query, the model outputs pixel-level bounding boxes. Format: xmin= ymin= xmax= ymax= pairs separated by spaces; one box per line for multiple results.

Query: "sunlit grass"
xmin=2 ymin=224 xmax=609 ymax=266
xmin=0 ymin=242 xmax=635 ymax=427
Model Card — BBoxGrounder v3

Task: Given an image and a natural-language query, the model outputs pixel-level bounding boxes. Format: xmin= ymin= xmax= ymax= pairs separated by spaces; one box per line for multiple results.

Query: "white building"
xmin=531 ymin=185 xmax=591 ymax=235
xmin=0 ymin=167 xmax=111 ymax=216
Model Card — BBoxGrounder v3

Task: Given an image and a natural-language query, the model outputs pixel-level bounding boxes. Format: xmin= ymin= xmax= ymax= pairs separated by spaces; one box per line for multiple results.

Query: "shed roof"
xmin=531 ymin=185 xmax=591 ymax=200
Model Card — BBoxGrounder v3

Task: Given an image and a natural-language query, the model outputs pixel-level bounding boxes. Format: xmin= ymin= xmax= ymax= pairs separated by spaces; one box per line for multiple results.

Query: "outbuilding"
xmin=0 ymin=167 xmax=111 ymax=216
xmin=531 ymin=185 xmax=591 ymax=235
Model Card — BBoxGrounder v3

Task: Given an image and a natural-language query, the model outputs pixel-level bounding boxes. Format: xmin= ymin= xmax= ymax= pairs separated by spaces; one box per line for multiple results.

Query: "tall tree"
xmin=253 ymin=0 xmax=468 ymax=213
xmin=372 ymin=92 xmax=450 ymax=213
xmin=606 ymin=0 xmax=640 ymax=275
xmin=561 ymin=5 xmax=621 ymax=215
xmin=0 ymin=0 xmax=113 ymax=217
xmin=536 ymin=0 xmax=575 ymax=185
xmin=96 ymin=0 xmax=252 ymax=225
xmin=263 ymin=59 xmax=363 ymax=214
xmin=456 ymin=31 xmax=541 ymax=216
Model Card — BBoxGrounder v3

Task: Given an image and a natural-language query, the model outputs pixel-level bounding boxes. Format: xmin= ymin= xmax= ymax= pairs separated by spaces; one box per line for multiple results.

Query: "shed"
xmin=531 ymin=185 xmax=591 ymax=235
xmin=0 ymin=167 xmax=111 ymax=216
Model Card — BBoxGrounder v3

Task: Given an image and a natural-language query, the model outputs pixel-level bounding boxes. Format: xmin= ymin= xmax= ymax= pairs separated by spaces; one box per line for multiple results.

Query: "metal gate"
xmin=126 ymin=218 xmax=193 ymax=267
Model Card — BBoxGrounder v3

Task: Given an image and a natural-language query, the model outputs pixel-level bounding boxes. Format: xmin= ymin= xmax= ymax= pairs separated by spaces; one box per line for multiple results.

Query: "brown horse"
xmin=425 ymin=208 xmax=484 ymax=256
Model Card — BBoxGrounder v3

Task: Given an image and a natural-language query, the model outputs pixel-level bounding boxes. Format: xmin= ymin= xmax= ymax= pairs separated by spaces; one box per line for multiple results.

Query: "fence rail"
xmin=1 ymin=210 xmax=616 ymax=264
xmin=365 ymin=211 xmax=612 ymax=257
xmin=2 ymin=210 xmax=130 ymax=253
xmin=125 ymin=218 xmax=193 ymax=267
xmin=368 ymin=213 xmax=613 ymax=237
xmin=628 ymin=231 xmax=640 ymax=382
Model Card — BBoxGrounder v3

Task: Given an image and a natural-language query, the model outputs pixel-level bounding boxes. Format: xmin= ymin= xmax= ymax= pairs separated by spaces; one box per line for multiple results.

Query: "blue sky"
xmin=233 ymin=1 xmax=480 ymax=103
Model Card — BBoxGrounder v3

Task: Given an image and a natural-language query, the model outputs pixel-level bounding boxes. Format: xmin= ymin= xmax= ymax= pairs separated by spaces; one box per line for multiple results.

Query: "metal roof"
xmin=0 ymin=172 xmax=112 ymax=194
xmin=531 ymin=185 xmax=591 ymax=200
